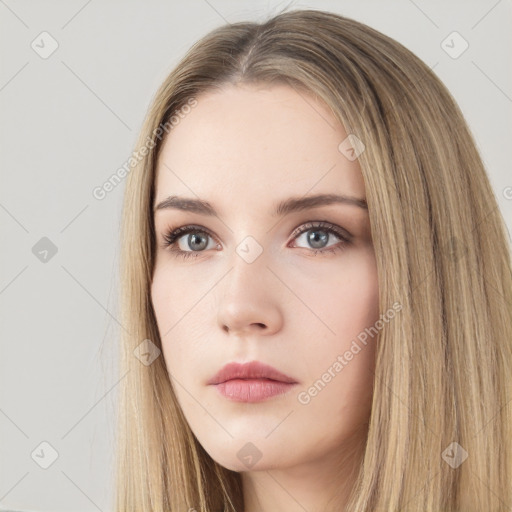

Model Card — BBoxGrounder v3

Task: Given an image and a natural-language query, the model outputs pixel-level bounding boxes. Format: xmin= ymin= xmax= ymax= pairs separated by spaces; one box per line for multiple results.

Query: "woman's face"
xmin=151 ymin=83 xmax=379 ymax=473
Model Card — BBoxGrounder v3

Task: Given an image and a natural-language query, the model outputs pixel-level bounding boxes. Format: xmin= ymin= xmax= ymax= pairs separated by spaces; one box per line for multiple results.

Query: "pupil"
xmin=308 ymin=230 xmax=328 ymax=249
xmin=189 ymin=233 xmax=207 ymax=251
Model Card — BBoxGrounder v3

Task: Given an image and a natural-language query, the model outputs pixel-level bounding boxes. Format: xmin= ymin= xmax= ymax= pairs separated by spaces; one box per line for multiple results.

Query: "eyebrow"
xmin=154 ymin=193 xmax=368 ymax=217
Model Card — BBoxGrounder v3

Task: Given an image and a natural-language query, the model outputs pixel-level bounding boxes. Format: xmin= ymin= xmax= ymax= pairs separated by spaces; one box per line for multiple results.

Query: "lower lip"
xmin=212 ymin=379 xmax=297 ymax=402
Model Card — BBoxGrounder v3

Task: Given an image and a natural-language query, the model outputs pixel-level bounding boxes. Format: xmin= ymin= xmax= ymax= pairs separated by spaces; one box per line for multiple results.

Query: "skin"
xmin=151 ymin=82 xmax=379 ymax=512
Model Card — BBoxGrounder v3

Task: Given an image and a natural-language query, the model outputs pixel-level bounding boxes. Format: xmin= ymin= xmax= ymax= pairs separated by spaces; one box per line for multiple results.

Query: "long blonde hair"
xmin=114 ymin=8 xmax=512 ymax=511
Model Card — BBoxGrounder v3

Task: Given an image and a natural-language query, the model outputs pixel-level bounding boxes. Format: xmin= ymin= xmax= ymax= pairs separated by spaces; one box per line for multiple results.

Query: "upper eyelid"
xmin=291 ymin=221 xmax=352 ymax=240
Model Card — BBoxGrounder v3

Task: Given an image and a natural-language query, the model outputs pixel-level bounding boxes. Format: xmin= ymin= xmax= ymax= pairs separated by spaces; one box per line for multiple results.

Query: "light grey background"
xmin=1 ymin=1 xmax=510 ymax=511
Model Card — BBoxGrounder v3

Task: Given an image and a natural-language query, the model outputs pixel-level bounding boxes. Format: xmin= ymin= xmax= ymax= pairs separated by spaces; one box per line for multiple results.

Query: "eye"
xmin=160 ymin=224 xmax=220 ymax=260
xmin=288 ymin=221 xmax=352 ymax=256
xmin=160 ymin=221 xmax=352 ymax=260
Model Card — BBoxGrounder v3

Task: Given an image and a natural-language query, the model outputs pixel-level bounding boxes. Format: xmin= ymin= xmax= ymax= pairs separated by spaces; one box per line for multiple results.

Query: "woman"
xmin=114 ymin=8 xmax=512 ymax=511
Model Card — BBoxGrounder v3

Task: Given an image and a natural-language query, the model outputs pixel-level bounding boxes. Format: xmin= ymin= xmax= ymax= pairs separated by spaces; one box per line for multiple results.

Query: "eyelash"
xmin=159 ymin=221 xmax=352 ymax=260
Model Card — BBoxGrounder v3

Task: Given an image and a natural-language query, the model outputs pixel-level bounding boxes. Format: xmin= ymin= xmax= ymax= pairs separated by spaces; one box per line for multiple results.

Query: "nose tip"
xmin=217 ymin=262 xmax=283 ymax=337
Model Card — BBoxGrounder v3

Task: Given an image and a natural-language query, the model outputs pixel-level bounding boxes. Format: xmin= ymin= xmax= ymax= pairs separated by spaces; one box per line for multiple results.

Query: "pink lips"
xmin=208 ymin=361 xmax=298 ymax=403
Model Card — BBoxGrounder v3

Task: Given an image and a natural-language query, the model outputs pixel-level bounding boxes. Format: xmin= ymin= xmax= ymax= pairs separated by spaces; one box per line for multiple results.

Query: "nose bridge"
xmin=225 ymin=235 xmax=269 ymax=299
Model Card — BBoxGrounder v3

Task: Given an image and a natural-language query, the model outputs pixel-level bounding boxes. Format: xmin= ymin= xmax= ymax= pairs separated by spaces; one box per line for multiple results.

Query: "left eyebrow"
xmin=273 ymin=193 xmax=368 ymax=216
xmin=153 ymin=193 xmax=368 ymax=216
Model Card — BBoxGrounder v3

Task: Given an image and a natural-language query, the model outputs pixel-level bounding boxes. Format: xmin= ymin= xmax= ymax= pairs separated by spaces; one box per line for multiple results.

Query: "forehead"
xmin=154 ymin=83 xmax=365 ymax=215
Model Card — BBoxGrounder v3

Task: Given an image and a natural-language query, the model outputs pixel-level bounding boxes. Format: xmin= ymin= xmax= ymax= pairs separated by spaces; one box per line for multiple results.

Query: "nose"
xmin=217 ymin=250 xmax=284 ymax=336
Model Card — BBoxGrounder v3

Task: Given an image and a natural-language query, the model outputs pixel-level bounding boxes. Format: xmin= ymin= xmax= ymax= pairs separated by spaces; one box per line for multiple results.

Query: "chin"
xmin=202 ymin=438 xmax=293 ymax=473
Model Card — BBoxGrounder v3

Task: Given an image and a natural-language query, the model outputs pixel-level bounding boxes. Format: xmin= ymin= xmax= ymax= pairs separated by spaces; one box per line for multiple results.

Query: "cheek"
xmin=332 ymin=257 xmax=379 ymax=338
xmin=150 ymin=267 xmax=185 ymax=370
xmin=294 ymin=249 xmax=379 ymax=405
xmin=150 ymin=262 xmax=198 ymax=332
xmin=150 ymin=266 xmax=211 ymax=377
xmin=298 ymin=247 xmax=380 ymax=345
xmin=151 ymin=267 xmax=171 ymax=333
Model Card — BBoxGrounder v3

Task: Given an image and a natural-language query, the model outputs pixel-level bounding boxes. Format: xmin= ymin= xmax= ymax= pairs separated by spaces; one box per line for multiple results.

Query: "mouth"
xmin=212 ymin=378 xmax=298 ymax=403
xmin=208 ymin=361 xmax=298 ymax=403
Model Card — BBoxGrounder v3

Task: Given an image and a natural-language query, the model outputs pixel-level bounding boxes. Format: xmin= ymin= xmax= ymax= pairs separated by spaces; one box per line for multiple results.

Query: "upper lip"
xmin=207 ymin=361 xmax=298 ymax=385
